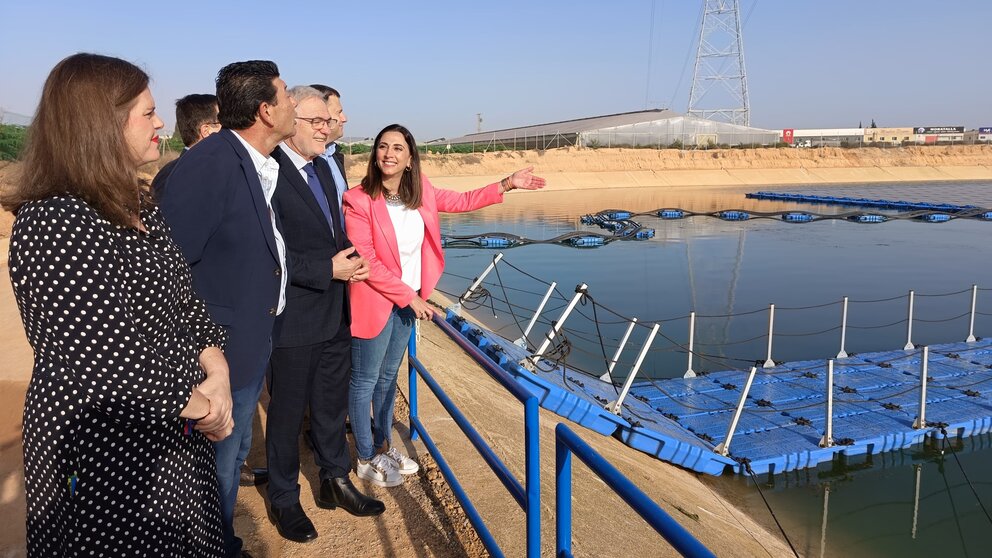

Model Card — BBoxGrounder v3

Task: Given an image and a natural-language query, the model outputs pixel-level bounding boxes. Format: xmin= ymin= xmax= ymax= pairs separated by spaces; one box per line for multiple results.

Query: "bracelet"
xmin=500 ymin=177 xmax=513 ymax=193
xmin=193 ymin=396 xmax=212 ymax=422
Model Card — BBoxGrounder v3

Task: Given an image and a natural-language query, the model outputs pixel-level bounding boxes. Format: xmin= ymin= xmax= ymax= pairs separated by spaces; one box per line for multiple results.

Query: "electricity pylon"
xmin=687 ymin=0 xmax=750 ymax=126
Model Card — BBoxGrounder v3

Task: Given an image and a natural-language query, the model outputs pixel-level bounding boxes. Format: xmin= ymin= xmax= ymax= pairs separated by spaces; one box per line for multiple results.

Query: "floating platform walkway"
xmin=440 ymin=255 xmax=992 ymax=477
xmin=443 ymin=311 xmax=992 ymax=476
xmin=744 ymin=191 xmax=981 ymax=212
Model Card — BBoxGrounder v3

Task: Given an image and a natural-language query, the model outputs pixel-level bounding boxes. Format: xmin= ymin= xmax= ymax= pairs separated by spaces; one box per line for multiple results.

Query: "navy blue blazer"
xmin=159 ymin=129 xmax=284 ymax=389
xmin=270 ymin=147 xmax=351 ymax=348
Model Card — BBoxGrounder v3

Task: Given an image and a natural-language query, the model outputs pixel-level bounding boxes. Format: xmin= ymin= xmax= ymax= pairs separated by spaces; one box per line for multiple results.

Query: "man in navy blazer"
xmin=159 ymin=60 xmax=296 ymax=558
xmin=264 ymin=86 xmax=381 ymax=543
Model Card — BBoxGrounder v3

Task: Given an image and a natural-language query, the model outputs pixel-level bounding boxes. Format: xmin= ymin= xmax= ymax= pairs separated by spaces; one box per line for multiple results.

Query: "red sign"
xmin=782 ymin=129 xmax=794 ymax=144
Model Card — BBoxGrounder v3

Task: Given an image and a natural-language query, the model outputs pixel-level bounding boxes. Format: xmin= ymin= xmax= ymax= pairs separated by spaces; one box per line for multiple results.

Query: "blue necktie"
xmin=303 ymin=162 xmax=334 ymax=234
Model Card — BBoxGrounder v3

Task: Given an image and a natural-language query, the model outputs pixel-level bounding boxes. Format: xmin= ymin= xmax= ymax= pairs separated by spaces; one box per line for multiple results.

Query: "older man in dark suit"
xmin=159 ymin=60 xmax=296 ymax=558
xmin=264 ymin=85 xmax=381 ymax=543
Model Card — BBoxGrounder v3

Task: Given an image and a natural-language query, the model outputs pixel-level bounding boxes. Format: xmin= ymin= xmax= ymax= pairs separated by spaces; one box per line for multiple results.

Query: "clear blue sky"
xmin=2 ymin=1 xmax=989 ymax=139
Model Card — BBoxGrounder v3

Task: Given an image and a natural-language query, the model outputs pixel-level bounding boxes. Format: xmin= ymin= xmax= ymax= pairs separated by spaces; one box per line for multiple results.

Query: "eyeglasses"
xmin=295 ymin=116 xmax=338 ymax=129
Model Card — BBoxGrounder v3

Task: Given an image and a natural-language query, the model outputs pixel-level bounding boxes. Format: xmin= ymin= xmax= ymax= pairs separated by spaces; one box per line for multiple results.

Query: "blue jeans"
xmin=350 ymin=306 xmax=415 ymax=461
xmin=213 ymin=371 xmax=266 ymax=558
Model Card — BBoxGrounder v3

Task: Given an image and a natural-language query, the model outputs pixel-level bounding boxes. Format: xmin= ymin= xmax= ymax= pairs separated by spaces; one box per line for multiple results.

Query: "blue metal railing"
xmin=555 ymin=423 xmax=717 ymax=558
xmin=408 ymin=316 xmax=541 ymax=557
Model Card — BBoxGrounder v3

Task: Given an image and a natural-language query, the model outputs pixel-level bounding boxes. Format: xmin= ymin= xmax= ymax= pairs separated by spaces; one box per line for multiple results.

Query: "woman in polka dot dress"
xmin=3 ymin=53 xmax=234 ymax=557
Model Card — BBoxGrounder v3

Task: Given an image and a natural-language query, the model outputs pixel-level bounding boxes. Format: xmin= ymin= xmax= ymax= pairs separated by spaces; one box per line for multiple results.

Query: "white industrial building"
xmin=438 ymin=109 xmax=780 ymax=150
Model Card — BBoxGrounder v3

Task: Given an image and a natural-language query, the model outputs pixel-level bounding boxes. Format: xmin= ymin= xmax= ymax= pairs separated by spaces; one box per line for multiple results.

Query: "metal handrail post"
xmin=555 ymin=424 xmax=717 ymax=558
xmin=715 ymin=366 xmax=758 ymax=456
xmin=555 ymin=430 xmax=573 ymax=557
xmin=514 ymin=281 xmax=557 ymax=349
xmin=904 ymin=290 xmax=915 ymax=350
xmin=684 ymin=311 xmax=697 ymax=378
xmin=408 ymin=325 xmax=419 ymax=442
xmin=837 ymin=297 xmax=849 ymax=359
xmin=967 ymin=284 xmax=978 ymax=342
xmin=763 ymin=304 xmax=776 ymax=368
xmin=913 ymin=347 xmax=929 ymax=429
xmin=524 ymin=397 xmax=541 ymax=557
xmin=819 ymin=359 xmax=834 ymax=448
xmin=455 ymin=253 xmax=505 ymax=315
xmin=610 ymin=324 xmax=661 ymax=415
xmin=524 ymin=283 xmax=587 ymax=371
xmin=600 ymin=318 xmax=638 ymax=382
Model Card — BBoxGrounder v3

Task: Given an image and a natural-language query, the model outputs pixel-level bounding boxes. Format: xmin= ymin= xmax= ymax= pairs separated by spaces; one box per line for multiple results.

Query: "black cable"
xmin=939 ymin=427 xmax=992 ymax=527
xmin=742 ymin=461 xmax=802 ymax=558
xmin=492 ymin=259 xmax=528 ymax=341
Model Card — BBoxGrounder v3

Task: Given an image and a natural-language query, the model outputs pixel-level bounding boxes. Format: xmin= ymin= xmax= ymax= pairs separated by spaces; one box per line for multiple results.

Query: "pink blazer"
xmin=343 ymin=176 xmax=504 ymax=339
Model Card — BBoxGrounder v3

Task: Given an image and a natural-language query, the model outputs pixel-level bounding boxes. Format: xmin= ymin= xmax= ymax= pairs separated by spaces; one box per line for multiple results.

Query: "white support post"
xmin=684 ymin=311 xmax=697 ymax=378
xmin=513 ymin=281 xmax=557 ymax=349
xmin=609 ymin=323 xmax=660 ymax=415
xmin=967 ymin=284 xmax=978 ymax=343
xmin=454 ymin=253 xmax=504 ymax=315
xmin=715 ymin=366 xmax=758 ymax=456
xmin=904 ymin=290 xmax=915 ymax=350
xmin=912 ymin=346 xmax=929 ymax=429
xmin=837 ymin=297 xmax=849 ymax=359
xmin=522 ymin=284 xmax=586 ymax=371
xmin=819 ymin=359 xmax=834 ymax=448
xmin=599 ymin=318 xmax=638 ymax=382
xmin=763 ymin=304 xmax=776 ymax=368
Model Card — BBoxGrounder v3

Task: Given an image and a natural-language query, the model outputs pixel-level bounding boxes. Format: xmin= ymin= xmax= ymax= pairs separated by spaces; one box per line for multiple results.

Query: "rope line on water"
xmin=741 ymin=460 xmax=802 ymax=558
xmin=939 ymin=428 xmax=992 ymax=527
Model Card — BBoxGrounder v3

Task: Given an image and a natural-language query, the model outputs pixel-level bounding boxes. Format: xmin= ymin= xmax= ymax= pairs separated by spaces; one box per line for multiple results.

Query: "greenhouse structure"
xmin=436 ymin=109 xmax=780 ymax=151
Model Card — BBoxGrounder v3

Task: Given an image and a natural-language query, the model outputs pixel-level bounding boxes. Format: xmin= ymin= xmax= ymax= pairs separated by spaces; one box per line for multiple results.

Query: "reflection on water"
xmin=437 ymin=181 xmax=992 ymax=558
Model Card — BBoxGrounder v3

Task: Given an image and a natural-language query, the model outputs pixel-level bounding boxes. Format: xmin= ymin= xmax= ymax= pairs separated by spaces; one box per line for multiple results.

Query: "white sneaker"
xmin=384 ymin=446 xmax=420 ymax=475
xmin=356 ymin=454 xmax=403 ymax=487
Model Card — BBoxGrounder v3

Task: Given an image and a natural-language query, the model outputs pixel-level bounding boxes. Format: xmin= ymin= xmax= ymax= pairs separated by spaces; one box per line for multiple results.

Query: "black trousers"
xmin=266 ymin=321 xmax=351 ymax=508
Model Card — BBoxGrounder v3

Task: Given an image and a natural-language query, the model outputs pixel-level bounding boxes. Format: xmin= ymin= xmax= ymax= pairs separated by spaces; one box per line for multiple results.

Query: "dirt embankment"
xmin=344 ymin=145 xmax=992 ymax=191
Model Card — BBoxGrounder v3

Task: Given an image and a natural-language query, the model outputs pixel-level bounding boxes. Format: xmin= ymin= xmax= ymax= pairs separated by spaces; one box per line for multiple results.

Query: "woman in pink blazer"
xmin=343 ymin=124 xmax=545 ymax=486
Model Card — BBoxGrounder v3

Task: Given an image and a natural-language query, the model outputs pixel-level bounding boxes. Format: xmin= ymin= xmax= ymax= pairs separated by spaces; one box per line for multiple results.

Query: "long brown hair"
xmin=1 ymin=53 xmax=150 ymax=226
xmin=360 ymin=124 xmax=423 ymax=209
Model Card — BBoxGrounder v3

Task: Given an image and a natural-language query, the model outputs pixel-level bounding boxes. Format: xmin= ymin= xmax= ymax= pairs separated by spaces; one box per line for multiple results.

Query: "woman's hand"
xmin=507 ymin=167 xmax=547 ymax=191
xmin=408 ymin=296 xmax=436 ymax=321
xmin=192 ymin=347 xmax=234 ymax=440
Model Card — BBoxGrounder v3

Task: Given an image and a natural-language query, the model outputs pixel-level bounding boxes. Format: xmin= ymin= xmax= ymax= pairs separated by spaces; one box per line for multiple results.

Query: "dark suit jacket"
xmin=159 ymin=129 xmax=284 ymax=389
xmin=271 ymin=146 xmax=351 ymax=348
xmin=150 ymin=148 xmax=186 ymax=199
xmin=323 ymin=143 xmax=348 ymax=212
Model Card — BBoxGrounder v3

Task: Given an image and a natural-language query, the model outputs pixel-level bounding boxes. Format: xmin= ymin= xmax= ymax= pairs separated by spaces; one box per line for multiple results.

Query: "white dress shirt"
xmin=232 ymin=131 xmax=288 ymax=315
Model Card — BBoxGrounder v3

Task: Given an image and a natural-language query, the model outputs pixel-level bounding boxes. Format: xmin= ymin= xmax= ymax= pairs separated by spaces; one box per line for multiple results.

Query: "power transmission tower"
xmin=687 ymin=0 xmax=750 ymax=126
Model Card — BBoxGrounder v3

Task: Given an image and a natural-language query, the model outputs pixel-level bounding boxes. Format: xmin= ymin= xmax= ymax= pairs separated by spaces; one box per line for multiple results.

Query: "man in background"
xmin=151 ymin=93 xmax=220 ymax=195
xmin=310 ymin=84 xmax=349 ymax=212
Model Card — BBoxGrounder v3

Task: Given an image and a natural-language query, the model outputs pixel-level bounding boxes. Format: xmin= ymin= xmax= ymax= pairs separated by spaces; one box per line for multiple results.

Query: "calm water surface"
xmin=435 ymin=181 xmax=992 ymax=557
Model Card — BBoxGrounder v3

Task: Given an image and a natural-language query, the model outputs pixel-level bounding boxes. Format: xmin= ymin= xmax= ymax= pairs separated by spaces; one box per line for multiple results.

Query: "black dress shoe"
xmin=240 ymin=465 xmax=269 ymax=487
xmin=269 ymin=502 xmax=318 ymax=543
xmin=316 ymin=476 xmax=386 ymax=517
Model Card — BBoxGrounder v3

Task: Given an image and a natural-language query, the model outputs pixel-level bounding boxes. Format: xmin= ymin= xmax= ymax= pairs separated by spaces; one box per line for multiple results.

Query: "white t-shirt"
xmin=386 ymin=203 xmax=424 ymax=291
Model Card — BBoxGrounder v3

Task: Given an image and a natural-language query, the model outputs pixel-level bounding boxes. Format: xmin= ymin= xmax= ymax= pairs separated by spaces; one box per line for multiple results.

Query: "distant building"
xmin=438 ymin=109 xmax=780 ymax=150
xmin=865 ymin=127 xmax=914 ymax=146
xmin=911 ymin=126 xmax=965 ymax=144
xmin=782 ymin=128 xmax=865 ymax=147
xmin=977 ymin=127 xmax=992 ymax=143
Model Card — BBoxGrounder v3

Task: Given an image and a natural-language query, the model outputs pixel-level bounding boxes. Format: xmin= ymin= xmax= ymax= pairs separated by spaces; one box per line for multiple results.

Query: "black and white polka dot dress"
xmin=8 ymin=195 xmax=227 ymax=557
